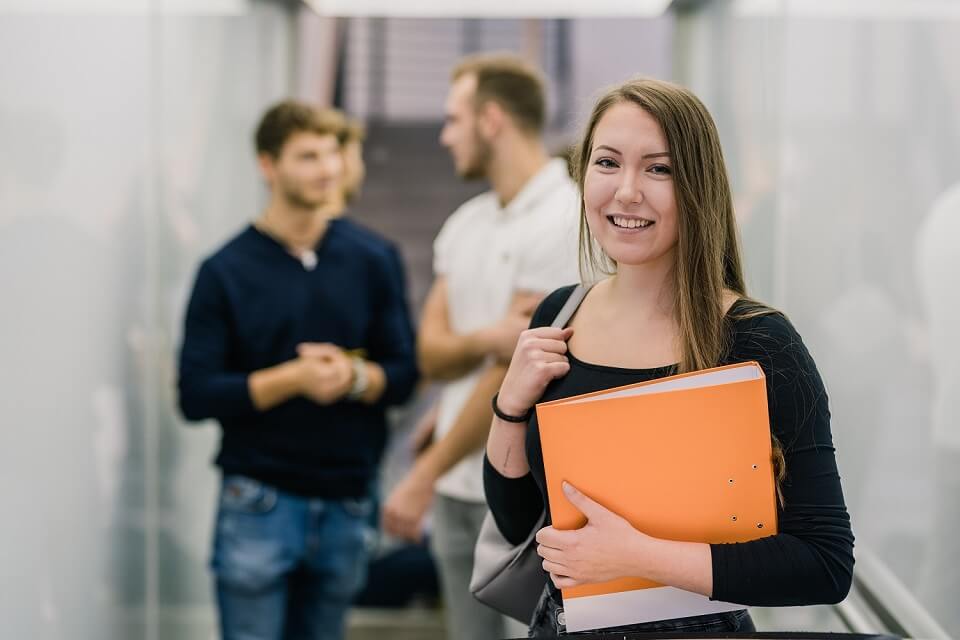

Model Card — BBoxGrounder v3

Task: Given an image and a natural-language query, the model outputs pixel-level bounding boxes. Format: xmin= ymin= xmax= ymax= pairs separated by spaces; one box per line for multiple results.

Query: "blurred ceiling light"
xmin=0 ymin=0 xmax=249 ymax=14
xmin=734 ymin=0 xmax=960 ymax=20
xmin=303 ymin=0 xmax=672 ymax=18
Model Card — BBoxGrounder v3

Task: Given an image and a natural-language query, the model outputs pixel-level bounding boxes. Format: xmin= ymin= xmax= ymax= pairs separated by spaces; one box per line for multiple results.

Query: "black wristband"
xmin=492 ymin=392 xmax=532 ymax=423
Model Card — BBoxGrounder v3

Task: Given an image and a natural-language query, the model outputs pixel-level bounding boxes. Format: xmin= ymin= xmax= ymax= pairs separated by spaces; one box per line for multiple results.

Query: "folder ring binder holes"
xmin=536 ymin=360 xmax=776 ymax=631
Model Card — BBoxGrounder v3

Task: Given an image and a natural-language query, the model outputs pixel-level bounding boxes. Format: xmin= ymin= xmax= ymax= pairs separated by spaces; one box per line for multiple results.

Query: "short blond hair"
xmin=451 ymin=53 xmax=546 ymax=133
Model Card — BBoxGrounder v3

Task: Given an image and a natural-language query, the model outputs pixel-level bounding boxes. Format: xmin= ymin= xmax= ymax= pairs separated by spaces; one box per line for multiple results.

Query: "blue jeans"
xmin=211 ymin=474 xmax=374 ymax=640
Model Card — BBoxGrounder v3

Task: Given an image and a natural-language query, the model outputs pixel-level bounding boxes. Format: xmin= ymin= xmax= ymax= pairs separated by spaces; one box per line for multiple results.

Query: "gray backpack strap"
xmin=469 ymin=282 xmax=594 ymax=623
xmin=550 ymin=283 xmax=593 ymax=329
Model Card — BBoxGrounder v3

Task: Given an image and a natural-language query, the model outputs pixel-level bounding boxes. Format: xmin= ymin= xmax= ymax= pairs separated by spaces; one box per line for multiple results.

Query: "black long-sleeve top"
xmin=178 ymin=220 xmax=418 ymax=497
xmin=484 ymin=285 xmax=855 ymax=606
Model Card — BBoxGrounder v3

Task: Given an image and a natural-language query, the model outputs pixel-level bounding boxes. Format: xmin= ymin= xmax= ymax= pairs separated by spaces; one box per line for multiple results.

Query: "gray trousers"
xmin=431 ymin=494 xmax=526 ymax=640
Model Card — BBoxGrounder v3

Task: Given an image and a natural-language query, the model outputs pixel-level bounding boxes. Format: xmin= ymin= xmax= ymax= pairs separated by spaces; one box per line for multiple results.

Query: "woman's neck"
xmin=606 ymin=257 xmax=677 ymax=323
xmin=569 ymin=258 xmax=681 ymax=370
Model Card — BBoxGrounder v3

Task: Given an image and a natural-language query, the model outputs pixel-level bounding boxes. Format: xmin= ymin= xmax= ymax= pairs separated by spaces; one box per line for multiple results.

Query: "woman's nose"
xmin=614 ymin=173 xmax=643 ymax=206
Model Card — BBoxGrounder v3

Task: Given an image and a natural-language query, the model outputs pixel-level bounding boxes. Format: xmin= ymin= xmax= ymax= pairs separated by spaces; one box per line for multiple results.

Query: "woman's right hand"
xmin=496 ymin=326 xmax=574 ymax=417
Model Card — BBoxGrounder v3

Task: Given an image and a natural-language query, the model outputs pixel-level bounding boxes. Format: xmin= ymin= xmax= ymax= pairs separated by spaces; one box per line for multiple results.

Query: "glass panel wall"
xmin=0 ymin=3 xmax=294 ymax=638
xmin=4 ymin=2 xmax=957 ymax=636
xmin=679 ymin=1 xmax=960 ymax=634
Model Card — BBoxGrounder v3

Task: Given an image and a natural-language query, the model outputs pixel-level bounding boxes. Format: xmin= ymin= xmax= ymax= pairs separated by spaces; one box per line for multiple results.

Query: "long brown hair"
xmin=573 ymin=78 xmax=786 ymax=495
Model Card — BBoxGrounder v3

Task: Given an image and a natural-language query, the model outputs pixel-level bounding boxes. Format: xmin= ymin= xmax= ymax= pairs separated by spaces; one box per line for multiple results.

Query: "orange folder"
xmin=536 ymin=361 xmax=777 ymax=632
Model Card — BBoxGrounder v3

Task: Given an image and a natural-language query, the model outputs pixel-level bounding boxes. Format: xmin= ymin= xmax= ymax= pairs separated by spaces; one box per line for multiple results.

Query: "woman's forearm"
xmin=627 ymin=534 xmax=714 ymax=598
xmin=485 ymin=416 xmax=530 ymax=478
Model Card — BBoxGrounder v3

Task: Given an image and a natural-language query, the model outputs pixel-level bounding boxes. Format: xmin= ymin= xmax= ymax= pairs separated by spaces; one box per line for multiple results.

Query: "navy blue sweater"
xmin=177 ymin=220 xmax=418 ymax=497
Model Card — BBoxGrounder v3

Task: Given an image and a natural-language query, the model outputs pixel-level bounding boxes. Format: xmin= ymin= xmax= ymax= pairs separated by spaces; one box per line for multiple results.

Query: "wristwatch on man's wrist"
xmin=347 ymin=356 xmax=369 ymax=400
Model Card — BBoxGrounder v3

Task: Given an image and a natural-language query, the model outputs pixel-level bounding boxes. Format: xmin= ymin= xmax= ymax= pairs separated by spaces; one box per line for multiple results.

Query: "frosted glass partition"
xmin=0 ymin=3 xmax=294 ymax=639
xmin=680 ymin=1 xmax=960 ymax=635
xmin=4 ymin=3 xmax=957 ymax=637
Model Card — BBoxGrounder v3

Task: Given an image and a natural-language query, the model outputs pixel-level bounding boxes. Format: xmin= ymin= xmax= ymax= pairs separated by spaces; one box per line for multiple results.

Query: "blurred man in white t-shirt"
xmin=382 ymin=54 xmax=580 ymax=639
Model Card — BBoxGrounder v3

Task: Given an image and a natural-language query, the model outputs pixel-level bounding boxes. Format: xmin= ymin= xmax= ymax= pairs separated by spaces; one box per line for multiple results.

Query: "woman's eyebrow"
xmin=593 ymin=145 xmax=670 ymax=160
xmin=593 ymin=144 xmax=621 ymax=155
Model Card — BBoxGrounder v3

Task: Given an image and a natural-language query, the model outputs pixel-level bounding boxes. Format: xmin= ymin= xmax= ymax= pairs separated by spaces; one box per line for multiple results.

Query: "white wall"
xmin=0 ymin=3 xmax=294 ymax=638
xmin=3 ymin=4 xmax=958 ymax=637
xmin=681 ymin=2 xmax=960 ymax=634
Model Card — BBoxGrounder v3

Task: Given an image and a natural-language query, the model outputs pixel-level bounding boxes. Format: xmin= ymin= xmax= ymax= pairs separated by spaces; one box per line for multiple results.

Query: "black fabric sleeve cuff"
xmin=709 ymin=543 xmax=731 ymax=602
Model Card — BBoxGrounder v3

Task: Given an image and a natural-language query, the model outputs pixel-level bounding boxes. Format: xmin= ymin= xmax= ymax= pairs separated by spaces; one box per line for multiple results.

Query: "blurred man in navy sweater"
xmin=177 ymin=100 xmax=418 ymax=640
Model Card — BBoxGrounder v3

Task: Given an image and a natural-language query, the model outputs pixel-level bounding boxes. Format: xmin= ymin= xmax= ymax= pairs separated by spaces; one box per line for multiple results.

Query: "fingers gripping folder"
xmin=536 ymin=361 xmax=778 ymax=632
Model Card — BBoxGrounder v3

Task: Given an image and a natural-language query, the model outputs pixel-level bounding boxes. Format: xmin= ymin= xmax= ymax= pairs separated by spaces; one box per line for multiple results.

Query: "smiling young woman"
xmin=483 ymin=78 xmax=853 ymax=636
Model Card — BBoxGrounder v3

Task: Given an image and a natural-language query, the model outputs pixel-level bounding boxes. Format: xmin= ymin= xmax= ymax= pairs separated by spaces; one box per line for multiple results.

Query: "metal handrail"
xmin=833 ymin=547 xmax=951 ymax=640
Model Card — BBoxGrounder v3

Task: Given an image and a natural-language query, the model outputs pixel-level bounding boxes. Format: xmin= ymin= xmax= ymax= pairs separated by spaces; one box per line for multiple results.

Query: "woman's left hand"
xmin=535 ymin=481 xmax=651 ymax=589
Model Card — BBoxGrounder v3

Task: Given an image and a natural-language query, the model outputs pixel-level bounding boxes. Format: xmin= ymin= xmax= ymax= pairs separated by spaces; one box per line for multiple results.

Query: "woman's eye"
xmin=594 ymin=157 xmax=619 ymax=169
xmin=649 ymin=164 xmax=672 ymax=176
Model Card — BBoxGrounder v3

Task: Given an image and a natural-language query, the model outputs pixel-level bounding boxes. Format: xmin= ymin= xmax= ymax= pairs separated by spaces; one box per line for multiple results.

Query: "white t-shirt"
xmin=432 ymin=158 xmax=581 ymax=503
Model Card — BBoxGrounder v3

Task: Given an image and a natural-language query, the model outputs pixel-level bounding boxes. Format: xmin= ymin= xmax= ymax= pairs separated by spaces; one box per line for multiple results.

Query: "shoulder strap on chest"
xmin=550 ymin=283 xmax=594 ymax=329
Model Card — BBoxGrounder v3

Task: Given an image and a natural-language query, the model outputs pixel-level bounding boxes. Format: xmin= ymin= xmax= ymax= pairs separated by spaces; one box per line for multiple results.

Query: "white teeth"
xmin=611 ymin=216 xmax=653 ymax=229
